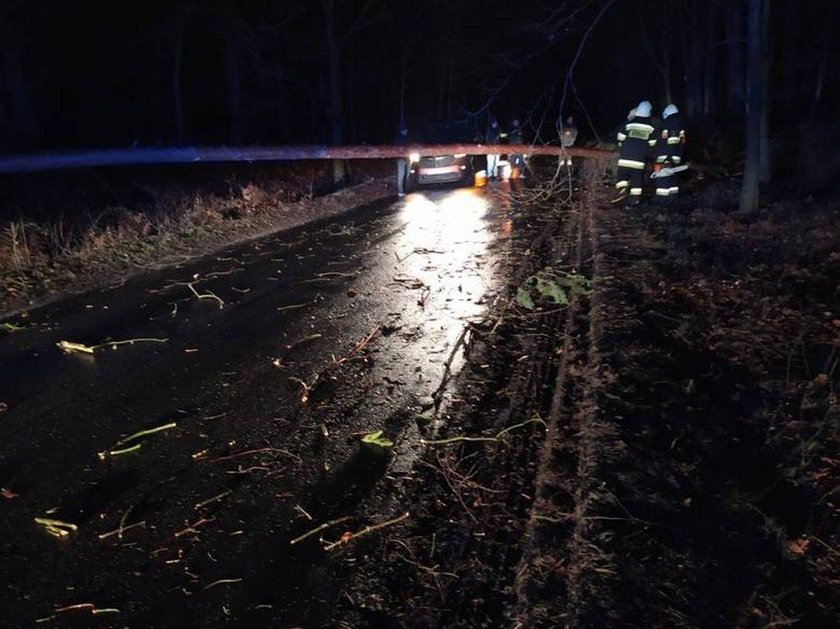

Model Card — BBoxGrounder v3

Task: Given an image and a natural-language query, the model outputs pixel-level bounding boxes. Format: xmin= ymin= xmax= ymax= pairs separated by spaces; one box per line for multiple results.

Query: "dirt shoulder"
xmin=0 ymin=161 xmax=393 ymax=319
xmin=323 ymin=163 xmax=838 ymax=627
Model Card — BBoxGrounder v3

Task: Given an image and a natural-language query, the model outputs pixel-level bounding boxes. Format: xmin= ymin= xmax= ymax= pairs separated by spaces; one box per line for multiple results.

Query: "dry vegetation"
xmin=0 ymin=160 xmax=390 ymax=316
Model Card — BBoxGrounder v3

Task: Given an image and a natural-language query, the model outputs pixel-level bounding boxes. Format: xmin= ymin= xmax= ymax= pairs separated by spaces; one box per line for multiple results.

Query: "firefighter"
xmin=560 ymin=116 xmax=577 ymax=166
xmin=654 ymin=103 xmax=686 ymax=199
xmin=614 ymin=100 xmax=657 ymax=205
xmin=394 ymin=123 xmax=411 ymax=196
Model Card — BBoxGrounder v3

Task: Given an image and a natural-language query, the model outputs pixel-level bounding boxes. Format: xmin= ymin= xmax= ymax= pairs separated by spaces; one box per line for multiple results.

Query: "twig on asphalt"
xmin=322 ymin=511 xmax=410 ymax=552
xmin=36 ymin=603 xmax=121 ymax=623
xmin=294 ymin=504 xmax=313 ymax=521
xmin=195 ymin=489 xmax=233 ymax=510
xmin=203 ymin=578 xmax=242 ymax=590
xmin=286 ymin=333 xmax=323 ymax=349
xmin=57 ymin=337 xmax=168 ymax=355
xmin=331 ymin=326 xmax=380 ymax=368
xmin=98 ymin=521 xmax=146 ymax=540
xmin=290 ymin=516 xmax=353 ymax=545
xmin=98 ymin=422 xmax=177 ymax=460
xmin=206 ymin=447 xmax=301 ymax=465
xmin=174 ymin=517 xmax=216 ymax=538
xmin=277 ymin=300 xmax=313 ymax=312
xmin=186 ymin=282 xmax=224 ymax=309
xmin=420 ymin=415 xmax=546 ymax=446
xmin=34 ymin=517 xmax=78 ymax=538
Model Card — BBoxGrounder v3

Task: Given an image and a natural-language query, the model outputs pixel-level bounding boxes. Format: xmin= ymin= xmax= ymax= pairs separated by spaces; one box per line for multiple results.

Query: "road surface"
xmin=0 ymin=184 xmax=524 ymax=626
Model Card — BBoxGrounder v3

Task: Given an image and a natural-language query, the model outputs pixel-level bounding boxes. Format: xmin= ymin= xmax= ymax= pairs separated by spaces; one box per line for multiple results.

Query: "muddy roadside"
xmin=0 ymin=160 xmax=392 ymax=320
xmin=322 ymin=163 xmax=838 ymax=627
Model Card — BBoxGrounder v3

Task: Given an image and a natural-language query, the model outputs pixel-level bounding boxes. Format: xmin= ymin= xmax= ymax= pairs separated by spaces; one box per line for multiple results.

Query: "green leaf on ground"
xmin=516 ymin=287 xmax=535 ymax=310
xmin=536 ymin=278 xmax=569 ymax=305
xmin=361 ymin=430 xmax=394 ymax=448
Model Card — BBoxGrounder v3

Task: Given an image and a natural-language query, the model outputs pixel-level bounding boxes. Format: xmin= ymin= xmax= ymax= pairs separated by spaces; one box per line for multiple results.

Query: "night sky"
xmin=0 ymin=0 xmax=837 ymax=151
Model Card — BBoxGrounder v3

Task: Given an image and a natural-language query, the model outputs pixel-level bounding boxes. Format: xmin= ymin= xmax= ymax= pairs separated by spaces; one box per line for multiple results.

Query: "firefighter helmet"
xmin=662 ymin=104 xmax=679 ymax=119
xmin=635 ymin=100 xmax=652 ymax=118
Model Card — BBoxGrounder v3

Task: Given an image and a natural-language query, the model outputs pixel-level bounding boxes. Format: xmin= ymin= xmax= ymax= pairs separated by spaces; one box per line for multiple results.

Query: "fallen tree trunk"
xmin=0 ymin=144 xmax=614 ymax=174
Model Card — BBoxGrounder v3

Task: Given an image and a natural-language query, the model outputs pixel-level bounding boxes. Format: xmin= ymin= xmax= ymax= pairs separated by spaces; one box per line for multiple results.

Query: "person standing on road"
xmin=560 ymin=115 xmax=578 ymax=167
xmin=654 ymin=103 xmax=686 ymax=200
xmin=508 ymin=118 xmax=526 ymax=178
xmin=485 ymin=116 xmax=501 ymax=180
xmin=394 ymin=123 xmax=411 ymax=196
xmin=614 ymin=100 xmax=657 ymax=205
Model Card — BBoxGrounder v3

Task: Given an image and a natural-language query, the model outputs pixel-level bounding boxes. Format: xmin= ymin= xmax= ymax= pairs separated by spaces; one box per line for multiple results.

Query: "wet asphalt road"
xmin=0 ymin=185 xmax=519 ymax=626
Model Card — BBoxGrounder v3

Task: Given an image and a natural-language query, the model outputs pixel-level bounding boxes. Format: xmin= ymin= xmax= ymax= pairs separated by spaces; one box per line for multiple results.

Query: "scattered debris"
xmin=57 ymin=337 xmax=169 ymax=355
xmin=204 ymin=578 xmax=242 ymax=591
xmin=195 ymin=489 xmax=233 ymax=510
xmin=174 ymin=517 xmax=216 ymax=538
xmin=290 ymin=516 xmax=353 ymax=546
xmin=34 ymin=517 xmax=78 ymax=538
xmin=323 ymin=511 xmax=410 ymax=552
xmin=97 ymin=421 xmax=177 ymax=459
xmin=1 ymin=321 xmax=26 ymax=333
xmin=98 ymin=521 xmax=146 ymax=541
xmin=420 ymin=414 xmax=546 ymax=446
xmin=36 ymin=603 xmax=120 ymax=623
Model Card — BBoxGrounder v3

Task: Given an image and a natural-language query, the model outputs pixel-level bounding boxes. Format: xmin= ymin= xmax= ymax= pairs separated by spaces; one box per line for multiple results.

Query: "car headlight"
xmin=409 ymin=152 xmax=420 ymax=163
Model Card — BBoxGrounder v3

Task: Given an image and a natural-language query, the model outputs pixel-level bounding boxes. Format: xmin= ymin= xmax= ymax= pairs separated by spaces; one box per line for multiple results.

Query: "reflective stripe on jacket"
xmin=618 ymin=115 xmax=657 ymax=161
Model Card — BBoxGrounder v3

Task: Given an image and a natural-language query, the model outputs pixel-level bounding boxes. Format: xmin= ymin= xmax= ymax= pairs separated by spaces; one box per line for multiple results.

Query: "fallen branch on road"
xmin=420 ymin=414 xmax=546 ymax=446
xmin=323 ymin=511 xmax=410 ymax=552
xmin=57 ymin=337 xmax=169 ymax=355
xmin=290 ymin=516 xmax=353 ymax=545
xmin=97 ymin=421 xmax=177 ymax=460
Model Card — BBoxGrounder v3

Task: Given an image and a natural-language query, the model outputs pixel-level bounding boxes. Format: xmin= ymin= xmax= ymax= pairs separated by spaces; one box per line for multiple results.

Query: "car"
xmin=408 ymin=152 xmax=473 ymax=187
xmin=406 ymin=120 xmax=478 ymax=190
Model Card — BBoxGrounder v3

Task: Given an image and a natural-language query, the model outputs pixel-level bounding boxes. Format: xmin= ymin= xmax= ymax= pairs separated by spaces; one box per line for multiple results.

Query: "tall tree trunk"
xmin=324 ymin=0 xmax=345 ymax=183
xmin=724 ymin=1 xmax=745 ymax=119
xmin=781 ymin=0 xmax=799 ymax=120
xmin=739 ymin=0 xmax=767 ymax=214
xmin=809 ymin=1 xmax=833 ymax=121
xmin=759 ymin=0 xmax=771 ymax=183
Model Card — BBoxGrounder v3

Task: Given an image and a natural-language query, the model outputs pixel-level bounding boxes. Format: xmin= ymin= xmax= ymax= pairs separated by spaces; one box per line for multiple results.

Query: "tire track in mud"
xmin=509 ymin=160 xmax=606 ymax=627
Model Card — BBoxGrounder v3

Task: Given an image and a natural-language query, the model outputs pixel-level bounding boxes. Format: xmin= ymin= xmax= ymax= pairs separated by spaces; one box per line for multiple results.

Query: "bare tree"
xmin=739 ymin=0 xmax=768 ymax=214
xmin=724 ymin=0 xmax=745 ymax=119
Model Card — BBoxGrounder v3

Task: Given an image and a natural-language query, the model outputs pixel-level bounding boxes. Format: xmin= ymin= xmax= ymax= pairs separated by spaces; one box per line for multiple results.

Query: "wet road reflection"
xmin=385 ymin=187 xmax=497 ymax=395
xmin=0 ymin=182 xmax=521 ymax=625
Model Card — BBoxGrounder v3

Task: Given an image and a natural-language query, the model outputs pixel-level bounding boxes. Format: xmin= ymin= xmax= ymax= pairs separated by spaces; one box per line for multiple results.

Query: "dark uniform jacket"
xmin=656 ymin=115 xmax=685 ymax=164
xmin=617 ymin=115 xmax=658 ymax=166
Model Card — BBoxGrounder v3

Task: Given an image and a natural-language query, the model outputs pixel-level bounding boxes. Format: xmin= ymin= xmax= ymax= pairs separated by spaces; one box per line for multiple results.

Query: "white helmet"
xmin=627 ymin=108 xmax=637 ymax=121
xmin=635 ymin=100 xmax=652 ymax=118
xmin=662 ymin=104 xmax=679 ymax=119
